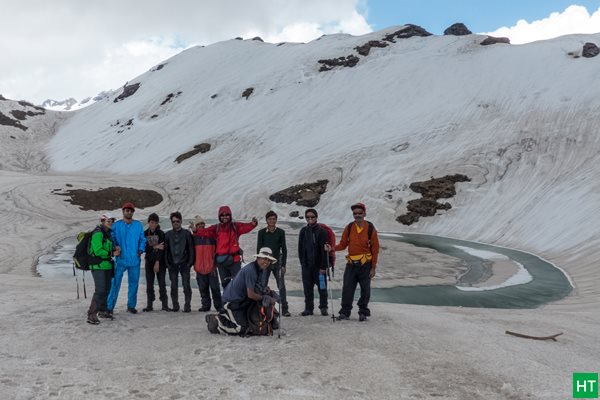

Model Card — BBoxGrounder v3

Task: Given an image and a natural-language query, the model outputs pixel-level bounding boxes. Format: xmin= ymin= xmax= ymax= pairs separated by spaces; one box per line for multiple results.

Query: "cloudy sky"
xmin=1 ymin=0 xmax=599 ymax=104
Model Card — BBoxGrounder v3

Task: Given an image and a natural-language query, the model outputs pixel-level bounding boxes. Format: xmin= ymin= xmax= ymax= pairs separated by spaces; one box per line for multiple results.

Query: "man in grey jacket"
xmin=165 ymin=211 xmax=195 ymax=312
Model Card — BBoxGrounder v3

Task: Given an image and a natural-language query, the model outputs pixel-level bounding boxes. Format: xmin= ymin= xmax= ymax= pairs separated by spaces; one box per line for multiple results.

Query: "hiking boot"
xmin=98 ymin=311 xmax=114 ymax=320
xmin=142 ymin=306 xmax=153 ymax=312
xmin=87 ymin=313 xmax=100 ymax=325
xmin=359 ymin=313 xmax=367 ymax=322
xmin=183 ymin=304 xmax=191 ymax=313
xmin=282 ymin=310 xmax=291 ymax=317
xmin=161 ymin=302 xmax=171 ymax=311
xmin=336 ymin=314 xmax=350 ymax=321
xmin=300 ymin=309 xmax=313 ymax=316
xmin=320 ymin=308 xmax=329 ymax=316
xmin=127 ymin=307 xmax=138 ymax=314
xmin=172 ymin=304 xmax=180 ymax=312
xmin=198 ymin=307 xmax=210 ymax=312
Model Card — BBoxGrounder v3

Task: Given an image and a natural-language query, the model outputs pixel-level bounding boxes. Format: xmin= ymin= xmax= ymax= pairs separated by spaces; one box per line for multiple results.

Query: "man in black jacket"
xmin=165 ymin=211 xmax=195 ymax=312
xmin=143 ymin=213 xmax=169 ymax=312
xmin=298 ymin=208 xmax=329 ymax=316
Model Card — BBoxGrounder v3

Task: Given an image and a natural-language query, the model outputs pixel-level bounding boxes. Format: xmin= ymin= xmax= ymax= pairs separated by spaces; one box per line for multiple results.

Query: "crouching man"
xmin=206 ymin=247 xmax=279 ymax=336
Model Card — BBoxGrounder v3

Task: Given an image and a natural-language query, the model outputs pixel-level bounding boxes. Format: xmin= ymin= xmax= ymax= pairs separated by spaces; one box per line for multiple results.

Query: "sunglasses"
xmin=219 ymin=213 xmax=231 ymax=217
xmin=306 ymin=215 xmax=317 ymax=219
xmin=171 ymin=219 xmax=181 ymax=223
xmin=353 ymin=212 xmax=364 ymax=215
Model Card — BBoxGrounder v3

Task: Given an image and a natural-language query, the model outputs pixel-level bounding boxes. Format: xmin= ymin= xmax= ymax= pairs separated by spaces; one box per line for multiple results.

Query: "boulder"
xmin=480 ymin=36 xmax=510 ymax=46
xmin=443 ymin=23 xmax=472 ymax=36
xmin=582 ymin=42 xmax=599 ymax=58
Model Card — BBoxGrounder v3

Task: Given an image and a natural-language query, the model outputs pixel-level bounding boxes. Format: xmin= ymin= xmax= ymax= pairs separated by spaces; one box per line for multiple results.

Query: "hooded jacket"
xmin=193 ymin=206 xmax=256 ymax=263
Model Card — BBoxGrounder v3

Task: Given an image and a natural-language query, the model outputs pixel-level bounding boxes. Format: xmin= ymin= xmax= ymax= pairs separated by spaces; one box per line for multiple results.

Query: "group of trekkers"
xmin=86 ymin=201 xmax=380 ymax=336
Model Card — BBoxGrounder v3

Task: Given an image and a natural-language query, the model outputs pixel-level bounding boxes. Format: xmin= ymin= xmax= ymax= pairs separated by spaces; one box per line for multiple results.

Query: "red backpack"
xmin=318 ymin=223 xmax=337 ymax=267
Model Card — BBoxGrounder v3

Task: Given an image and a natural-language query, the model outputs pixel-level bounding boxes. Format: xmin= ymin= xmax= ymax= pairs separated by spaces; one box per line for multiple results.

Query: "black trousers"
xmin=339 ymin=262 xmax=372 ymax=317
xmin=88 ymin=269 xmax=113 ymax=316
xmin=226 ymin=299 xmax=251 ymax=333
xmin=145 ymin=260 xmax=167 ymax=305
xmin=196 ymin=272 xmax=222 ymax=310
xmin=168 ymin=264 xmax=192 ymax=308
xmin=217 ymin=261 xmax=241 ymax=288
xmin=301 ymin=266 xmax=328 ymax=311
xmin=262 ymin=262 xmax=288 ymax=312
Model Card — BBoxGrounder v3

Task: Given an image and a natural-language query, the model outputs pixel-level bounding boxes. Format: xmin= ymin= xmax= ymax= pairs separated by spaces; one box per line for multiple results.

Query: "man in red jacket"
xmin=191 ymin=216 xmax=222 ymax=312
xmin=194 ymin=206 xmax=258 ymax=288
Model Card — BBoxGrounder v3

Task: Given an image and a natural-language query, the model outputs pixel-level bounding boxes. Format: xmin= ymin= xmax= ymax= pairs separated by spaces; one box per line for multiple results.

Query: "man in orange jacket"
xmin=326 ymin=202 xmax=379 ymax=322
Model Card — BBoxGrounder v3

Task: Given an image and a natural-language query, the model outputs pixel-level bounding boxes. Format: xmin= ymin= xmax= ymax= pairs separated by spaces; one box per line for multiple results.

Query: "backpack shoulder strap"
xmin=367 ymin=221 xmax=374 ymax=248
xmin=344 ymin=222 xmax=353 ymax=243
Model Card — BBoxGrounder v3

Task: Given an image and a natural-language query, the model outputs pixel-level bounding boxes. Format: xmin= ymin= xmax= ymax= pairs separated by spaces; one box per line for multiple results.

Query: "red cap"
xmin=350 ymin=202 xmax=366 ymax=212
xmin=122 ymin=202 xmax=135 ymax=211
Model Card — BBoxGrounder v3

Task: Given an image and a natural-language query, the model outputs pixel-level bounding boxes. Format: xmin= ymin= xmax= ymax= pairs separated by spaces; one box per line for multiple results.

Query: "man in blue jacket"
xmin=106 ymin=202 xmax=146 ymax=315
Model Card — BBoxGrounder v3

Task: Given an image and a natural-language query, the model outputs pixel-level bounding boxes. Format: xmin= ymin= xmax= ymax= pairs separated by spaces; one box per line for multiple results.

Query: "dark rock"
xmin=289 ymin=211 xmax=300 ymax=218
xmin=155 ymin=64 xmax=165 ymax=70
xmin=65 ymin=183 xmax=73 ymax=187
xmin=0 ymin=111 xmax=27 ymax=131
xmin=269 ymin=180 xmax=329 ymax=207
xmin=252 ymin=36 xmax=264 ymax=42
xmin=174 ymin=143 xmax=212 ymax=164
xmin=318 ymin=55 xmax=360 ymax=71
xmin=10 ymin=135 xmax=15 ymax=139
xmin=582 ymin=42 xmax=599 ymax=58
xmin=443 ymin=23 xmax=472 ymax=36
xmin=235 ymin=37 xmax=243 ymax=40
xmin=210 ymin=94 xmax=218 ymax=99
xmin=55 ymin=186 xmax=163 ymax=211
xmin=161 ymin=93 xmax=175 ymax=105
xmin=10 ymin=109 xmax=44 ymax=121
xmin=113 ymin=83 xmax=141 ymax=103
xmin=150 ymin=114 xmax=158 ymax=119
xmin=242 ymin=88 xmax=254 ymax=100
xmin=396 ymin=174 xmax=471 ymax=225
xmin=480 ymin=36 xmax=510 ymax=46
xmin=0 ymin=94 xmax=6 ymax=100
xmin=354 ymin=40 xmax=389 ymax=56
xmin=383 ymin=24 xmax=432 ymax=43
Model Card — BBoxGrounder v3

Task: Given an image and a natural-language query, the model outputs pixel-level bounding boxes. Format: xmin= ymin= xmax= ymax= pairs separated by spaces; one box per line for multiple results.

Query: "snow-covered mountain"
xmin=36 ymin=26 xmax=600 ymax=261
xmin=40 ymin=90 xmax=113 ymax=111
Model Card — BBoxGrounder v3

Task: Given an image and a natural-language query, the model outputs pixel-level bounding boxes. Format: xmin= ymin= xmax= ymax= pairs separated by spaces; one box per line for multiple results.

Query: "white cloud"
xmin=485 ymin=5 xmax=600 ymax=44
xmin=0 ymin=0 xmax=371 ymax=103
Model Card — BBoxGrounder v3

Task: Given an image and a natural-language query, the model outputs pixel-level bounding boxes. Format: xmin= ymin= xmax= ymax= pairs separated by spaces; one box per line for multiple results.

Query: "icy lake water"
xmin=36 ymin=231 xmax=572 ymax=309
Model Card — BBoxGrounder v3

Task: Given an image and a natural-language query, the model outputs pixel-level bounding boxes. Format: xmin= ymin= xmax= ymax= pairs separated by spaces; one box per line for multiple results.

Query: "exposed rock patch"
xmin=0 ymin=112 xmax=27 ymax=131
xmin=355 ymin=40 xmax=389 ymax=56
xmin=55 ymin=186 xmax=163 ymax=211
xmin=175 ymin=143 xmax=212 ymax=164
xmin=443 ymin=23 xmax=472 ymax=36
xmin=242 ymin=88 xmax=254 ymax=100
xmin=269 ymin=180 xmax=329 ymax=207
xmin=160 ymin=91 xmax=182 ymax=106
xmin=582 ymin=42 xmax=599 ymax=58
xmin=10 ymin=109 xmax=45 ymax=121
xmin=114 ymin=83 xmax=141 ymax=103
xmin=396 ymin=174 xmax=471 ymax=225
xmin=383 ymin=24 xmax=432 ymax=43
xmin=480 ymin=36 xmax=510 ymax=46
xmin=318 ymin=55 xmax=360 ymax=71
xmin=0 ymin=94 xmax=6 ymax=100
xmin=289 ymin=211 xmax=300 ymax=218
xmin=252 ymin=37 xmax=264 ymax=42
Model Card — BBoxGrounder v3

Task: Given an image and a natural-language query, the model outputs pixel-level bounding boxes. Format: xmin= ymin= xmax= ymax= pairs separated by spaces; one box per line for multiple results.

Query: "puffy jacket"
xmin=112 ymin=219 xmax=146 ymax=266
xmin=89 ymin=226 xmax=114 ymax=271
xmin=193 ymin=206 xmax=256 ymax=263
xmin=193 ymin=235 xmax=216 ymax=275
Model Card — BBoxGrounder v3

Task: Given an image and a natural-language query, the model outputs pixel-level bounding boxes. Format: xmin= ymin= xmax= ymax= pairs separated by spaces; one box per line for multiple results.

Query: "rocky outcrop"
xmin=582 ymin=42 xmax=599 ymax=58
xmin=443 ymin=23 xmax=472 ymax=36
xmin=10 ymin=109 xmax=45 ymax=120
xmin=396 ymin=174 xmax=471 ymax=225
xmin=242 ymin=88 xmax=254 ymax=99
xmin=161 ymin=91 xmax=182 ymax=106
xmin=269 ymin=180 xmax=329 ymax=207
xmin=383 ymin=24 xmax=432 ymax=43
xmin=0 ymin=112 xmax=27 ymax=131
xmin=355 ymin=40 xmax=389 ymax=56
xmin=175 ymin=143 xmax=211 ymax=164
xmin=480 ymin=36 xmax=510 ymax=46
xmin=55 ymin=186 xmax=163 ymax=211
xmin=318 ymin=55 xmax=360 ymax=71
xmin=114 ymin=83 xmax=141 ymax=103
xmin=252 ymin=37 xmax=264 ymax=42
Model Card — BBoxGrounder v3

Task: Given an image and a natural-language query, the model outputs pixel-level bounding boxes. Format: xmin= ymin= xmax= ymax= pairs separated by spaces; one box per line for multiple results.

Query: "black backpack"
xmin=73 ymin=227 xmax=106 ymax=271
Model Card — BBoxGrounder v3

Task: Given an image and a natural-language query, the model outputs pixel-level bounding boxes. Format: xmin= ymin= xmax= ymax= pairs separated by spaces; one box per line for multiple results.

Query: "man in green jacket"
xmin=257 ymin=211 xmax=289 ymax=316
xmin=87 ymin=213 xmax=120 ymax=324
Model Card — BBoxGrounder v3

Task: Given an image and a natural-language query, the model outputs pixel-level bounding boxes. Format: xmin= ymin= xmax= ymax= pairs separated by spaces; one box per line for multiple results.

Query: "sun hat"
xmin=193 ymin=215 xmax=205 ymax=226
xmin=350 ymin=202 xmax=366 ymax=212
xmin=122 ymin=202 xmax=135 ymax=211
xmin=253 ymin=247 xmax=277 ymax=263
xmin=100 ymin=213 xmax=116 ymax=221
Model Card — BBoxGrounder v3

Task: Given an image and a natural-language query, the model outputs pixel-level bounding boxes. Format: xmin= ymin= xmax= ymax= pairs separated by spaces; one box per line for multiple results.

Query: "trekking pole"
xmin=326 ymin=251 xmax=335 ymax=323
xmin=277 ymin=268 xmax=282 ymax=339
xmin=83 ymin=270 xmax=87 ymax=299
xmin=74 ymin=263 xmax=80 ymax=299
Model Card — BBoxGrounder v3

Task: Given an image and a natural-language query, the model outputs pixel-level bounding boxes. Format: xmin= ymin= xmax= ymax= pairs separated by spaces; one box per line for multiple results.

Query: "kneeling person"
xmin=218 ymin=247 xmax=277 ymax=335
